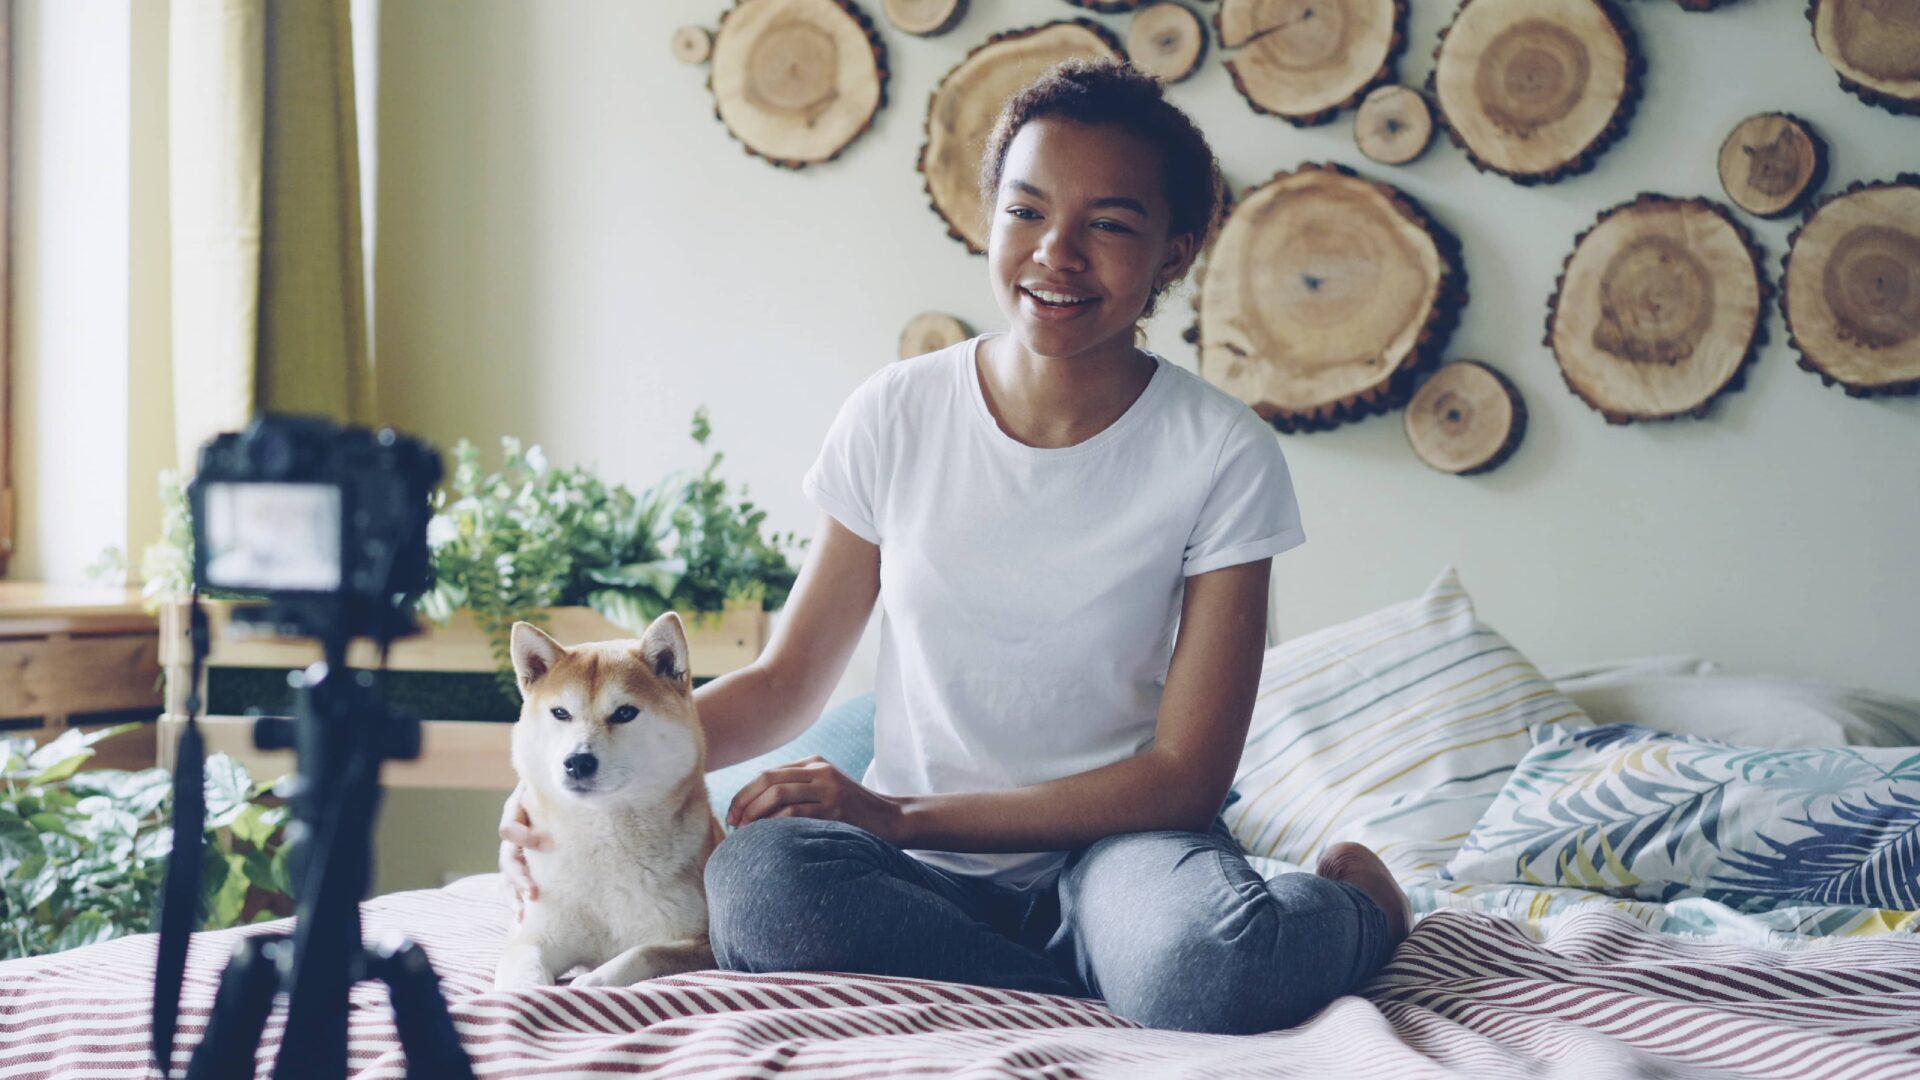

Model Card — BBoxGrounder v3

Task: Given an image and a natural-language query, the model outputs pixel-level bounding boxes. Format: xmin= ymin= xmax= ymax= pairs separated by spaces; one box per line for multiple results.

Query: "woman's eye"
xmin=550 ymin=707 xmax=572 ymax=721
xmin=1093 ymin=220 xmax=1134 ymax=234
xmin=1006 ymin=206 xmax=1039 ymax=220
xmin=611 ymin=704 xmax=639 ymax=724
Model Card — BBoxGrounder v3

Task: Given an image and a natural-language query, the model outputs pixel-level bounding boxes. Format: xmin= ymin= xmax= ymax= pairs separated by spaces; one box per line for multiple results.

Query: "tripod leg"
xmin=367 ymin=936 xmax=474 ymax=1080
xmin=185 ymin=935 xmax=288 ymax=1080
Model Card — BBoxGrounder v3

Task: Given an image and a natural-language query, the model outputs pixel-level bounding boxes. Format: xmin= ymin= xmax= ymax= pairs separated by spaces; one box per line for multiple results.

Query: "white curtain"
xmin=168 ymin=0 xmax=264 ymax=470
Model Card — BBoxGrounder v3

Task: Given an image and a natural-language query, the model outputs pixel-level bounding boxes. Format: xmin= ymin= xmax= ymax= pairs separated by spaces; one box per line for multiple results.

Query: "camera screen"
xmin=201 ymin=482 xmax=343 ymax=592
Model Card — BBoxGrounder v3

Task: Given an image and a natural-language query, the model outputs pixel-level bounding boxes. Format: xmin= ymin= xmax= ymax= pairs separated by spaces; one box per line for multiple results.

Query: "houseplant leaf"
xmin=588 ymin=589 xmax=669 ymax=636
xmin=586 ymin=557 xmax=686 ymax=597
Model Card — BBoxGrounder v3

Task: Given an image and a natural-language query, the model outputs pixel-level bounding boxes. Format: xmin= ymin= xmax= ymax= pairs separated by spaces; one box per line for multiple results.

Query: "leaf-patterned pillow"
xmin=1444 ymin=724 xmax=1920 ymax=912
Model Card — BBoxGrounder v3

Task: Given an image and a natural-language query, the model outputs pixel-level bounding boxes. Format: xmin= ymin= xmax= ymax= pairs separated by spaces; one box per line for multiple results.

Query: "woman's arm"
xmin=730 ymin=557 xmax=1271 ymax=850
xmin=695 ymin=512 xmax=880 ymax=770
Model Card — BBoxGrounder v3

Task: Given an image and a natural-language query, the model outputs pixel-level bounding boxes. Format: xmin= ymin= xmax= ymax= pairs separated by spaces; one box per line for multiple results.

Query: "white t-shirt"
xmin=802 ymin=335 xmax=1305 ymax=888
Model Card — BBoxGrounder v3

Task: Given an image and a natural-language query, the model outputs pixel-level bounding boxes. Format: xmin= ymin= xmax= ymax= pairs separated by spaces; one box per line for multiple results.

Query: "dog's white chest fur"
xmin=524 ymin=807 xmax=710 ymax=965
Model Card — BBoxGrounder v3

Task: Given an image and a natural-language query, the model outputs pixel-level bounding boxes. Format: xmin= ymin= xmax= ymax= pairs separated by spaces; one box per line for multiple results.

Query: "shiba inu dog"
xmin=491 ymin=612 xmax=724 ymax=990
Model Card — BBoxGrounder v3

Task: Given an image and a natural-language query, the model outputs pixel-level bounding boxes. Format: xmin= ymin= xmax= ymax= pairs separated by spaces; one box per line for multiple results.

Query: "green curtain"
xmin=256 ymin=0 xmax=371 ymax=422
xmin=170 ymin=0 xmax=371 ymax=471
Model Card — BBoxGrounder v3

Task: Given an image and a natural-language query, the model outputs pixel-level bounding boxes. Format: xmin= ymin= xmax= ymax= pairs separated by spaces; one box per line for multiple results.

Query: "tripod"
xmin=157 ymin=614 xmax=473 ymax=1079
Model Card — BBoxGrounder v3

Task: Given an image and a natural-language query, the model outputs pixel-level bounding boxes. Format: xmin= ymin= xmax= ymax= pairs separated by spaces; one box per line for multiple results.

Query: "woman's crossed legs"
xmin=705 ymin=816 xmax=1398 ymax=1034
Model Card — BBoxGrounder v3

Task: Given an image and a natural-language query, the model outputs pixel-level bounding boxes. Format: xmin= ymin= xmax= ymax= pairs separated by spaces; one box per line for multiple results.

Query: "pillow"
xmin=1227 ymin=566 xmax=1591 ymax=878
xmin=1445 ymin=724 xmax=1920 ymax=912
xmin=1548 ymin=655 xmax=1724 ymax=682
xmin=1550 ymin=663 xmax=1920 ymax=749
xmin=705 ymin=692 xmax=876 ymax=821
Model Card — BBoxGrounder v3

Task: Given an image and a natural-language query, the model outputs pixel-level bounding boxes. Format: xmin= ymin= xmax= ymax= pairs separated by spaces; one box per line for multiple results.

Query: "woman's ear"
xmin=1158 ymin=232 xmax=1199 ymax=290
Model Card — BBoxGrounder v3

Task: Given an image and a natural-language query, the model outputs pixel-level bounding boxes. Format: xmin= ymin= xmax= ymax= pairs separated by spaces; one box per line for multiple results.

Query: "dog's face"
xmin=507 ymin=613 xmax=703 ymax=804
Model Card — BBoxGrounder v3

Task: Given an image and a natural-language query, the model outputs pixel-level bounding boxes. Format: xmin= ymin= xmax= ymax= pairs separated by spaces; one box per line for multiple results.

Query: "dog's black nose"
xmin=563 ymin=752 xmax=599 ymax=781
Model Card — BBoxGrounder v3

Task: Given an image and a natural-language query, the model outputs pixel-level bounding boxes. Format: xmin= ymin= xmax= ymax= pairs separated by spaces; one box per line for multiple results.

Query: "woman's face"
xmin=987 ymin=118 xmax=1195 ymax=364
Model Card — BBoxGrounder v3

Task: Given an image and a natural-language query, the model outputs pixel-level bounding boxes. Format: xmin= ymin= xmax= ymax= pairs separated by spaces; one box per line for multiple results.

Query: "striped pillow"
xmin=1227 ymin=567 xmax=1591 ymax=878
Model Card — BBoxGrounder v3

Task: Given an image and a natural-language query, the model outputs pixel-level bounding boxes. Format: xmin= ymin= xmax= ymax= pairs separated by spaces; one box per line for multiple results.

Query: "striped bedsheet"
xmin=3 ymin=874 xmax=1918 ymax=1078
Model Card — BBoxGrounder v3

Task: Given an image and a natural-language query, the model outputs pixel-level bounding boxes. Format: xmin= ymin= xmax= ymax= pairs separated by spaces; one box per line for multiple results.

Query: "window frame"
xmin=1 ymin=0 xmax=13 ymax=578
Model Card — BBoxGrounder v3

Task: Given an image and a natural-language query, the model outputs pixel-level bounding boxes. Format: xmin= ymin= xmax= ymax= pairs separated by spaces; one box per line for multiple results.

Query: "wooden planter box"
xmin=158 ymin=600 xmax=769 ymax=790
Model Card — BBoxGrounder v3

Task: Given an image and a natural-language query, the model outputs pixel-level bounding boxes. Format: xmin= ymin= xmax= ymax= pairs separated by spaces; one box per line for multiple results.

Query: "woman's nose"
xmin=1035 ymin=224 xmax=1086 ymax=271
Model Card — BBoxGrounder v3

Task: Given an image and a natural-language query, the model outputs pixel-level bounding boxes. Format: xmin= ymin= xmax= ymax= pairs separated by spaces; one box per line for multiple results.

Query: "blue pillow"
xmin=705 ymin=692 xmax=876 ymax=821
xmin=1446 ymin=723 xmax=1920 ymax=912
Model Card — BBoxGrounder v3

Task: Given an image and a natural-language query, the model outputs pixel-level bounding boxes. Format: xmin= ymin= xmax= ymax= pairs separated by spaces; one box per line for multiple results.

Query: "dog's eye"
xmin=610 ymin=704 xmax=639 ymax=725
xmin=550 ymin=707 xmax=572 ymax=722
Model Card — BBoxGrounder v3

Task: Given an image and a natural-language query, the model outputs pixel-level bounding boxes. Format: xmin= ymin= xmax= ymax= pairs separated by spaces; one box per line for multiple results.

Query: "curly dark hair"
xmin=978 ymin=58 xmax=1224 ymax=319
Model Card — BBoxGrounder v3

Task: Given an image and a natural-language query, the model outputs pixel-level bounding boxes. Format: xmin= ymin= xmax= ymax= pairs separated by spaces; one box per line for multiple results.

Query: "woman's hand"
xmin=498 ymin=784 xmax=553 ymax=921
xmin=727 ymin=756 xmax=906 ymax=844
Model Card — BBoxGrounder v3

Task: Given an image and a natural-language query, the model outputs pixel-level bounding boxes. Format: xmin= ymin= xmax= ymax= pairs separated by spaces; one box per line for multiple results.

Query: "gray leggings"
xmin=704 ymin=816 xmax=1391 ymax=1034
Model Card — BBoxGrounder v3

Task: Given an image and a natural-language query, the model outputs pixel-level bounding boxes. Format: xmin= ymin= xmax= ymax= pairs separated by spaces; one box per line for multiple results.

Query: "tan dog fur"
xmin=491 ymin=612 xmax=725 ymax=990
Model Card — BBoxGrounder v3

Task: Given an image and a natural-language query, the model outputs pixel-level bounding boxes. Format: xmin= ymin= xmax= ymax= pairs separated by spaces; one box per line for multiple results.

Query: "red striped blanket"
xmin=3 ymin=875 xmax=1917 ymax=1078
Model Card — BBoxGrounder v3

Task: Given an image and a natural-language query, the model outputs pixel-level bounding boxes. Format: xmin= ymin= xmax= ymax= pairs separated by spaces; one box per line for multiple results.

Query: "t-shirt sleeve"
xmin=801 ymin=372 xmax=886 ymax=545
xmin=1183 ymin=407 xmax=1306 ymax=577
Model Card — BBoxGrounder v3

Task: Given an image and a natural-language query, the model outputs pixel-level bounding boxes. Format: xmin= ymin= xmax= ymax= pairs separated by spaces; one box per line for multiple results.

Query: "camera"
xmin=155 ymin=414 xmax=472 ymax=1079
xmin=189 ymin=414 xmax=441 ymax=642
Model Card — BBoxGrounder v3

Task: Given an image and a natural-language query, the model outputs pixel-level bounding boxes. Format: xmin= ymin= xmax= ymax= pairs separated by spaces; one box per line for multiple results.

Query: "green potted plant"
xmin=145 ymin=408 xmax=805 ymax=735
xmin=0 ymin=725 xmax=293 ymax=959
xmin=418 ymin=407 xmax=806 ymax=696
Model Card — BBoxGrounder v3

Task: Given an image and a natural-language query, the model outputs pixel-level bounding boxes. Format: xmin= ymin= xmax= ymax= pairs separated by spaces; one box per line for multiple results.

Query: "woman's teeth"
xmin=1024 ymin=287 xmax=1092 ymax=307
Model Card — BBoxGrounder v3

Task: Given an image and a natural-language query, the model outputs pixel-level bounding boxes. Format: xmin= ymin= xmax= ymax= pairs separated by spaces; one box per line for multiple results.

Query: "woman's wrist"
xmin=885 ymin=793 xmax=928 ymax=848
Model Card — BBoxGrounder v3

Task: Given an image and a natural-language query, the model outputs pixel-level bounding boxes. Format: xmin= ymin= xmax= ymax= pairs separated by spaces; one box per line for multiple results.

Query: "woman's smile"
xmin=1019 ymin=282 xmax=1100 ymax=319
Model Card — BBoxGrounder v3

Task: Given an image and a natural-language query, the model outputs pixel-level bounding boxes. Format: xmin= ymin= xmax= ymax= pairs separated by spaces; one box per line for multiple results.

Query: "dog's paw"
xmin=492 ymin=956 xmax=556 ymax=991
xmin=569 ymin=966 xmax=633 ymax=989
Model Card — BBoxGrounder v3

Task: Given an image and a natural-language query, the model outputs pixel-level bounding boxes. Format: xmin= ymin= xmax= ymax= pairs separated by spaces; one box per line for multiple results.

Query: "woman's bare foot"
xmin=1315 ymin=841 xmax=1411 ymax=947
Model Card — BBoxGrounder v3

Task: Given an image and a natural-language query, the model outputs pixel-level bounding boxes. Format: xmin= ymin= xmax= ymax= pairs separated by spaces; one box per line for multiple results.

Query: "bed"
xmin=4 ymin=873 xmax=1919 ymax=1078
xmin=6 ymin=568 xmax=1919 ymax=1077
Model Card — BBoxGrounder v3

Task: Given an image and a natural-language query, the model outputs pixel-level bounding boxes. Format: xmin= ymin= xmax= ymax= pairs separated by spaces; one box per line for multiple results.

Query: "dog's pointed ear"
xmin=640 ymin=611 xmax=689 ymax=685
xmin=510 ymin=621 xmax=565 ymax=697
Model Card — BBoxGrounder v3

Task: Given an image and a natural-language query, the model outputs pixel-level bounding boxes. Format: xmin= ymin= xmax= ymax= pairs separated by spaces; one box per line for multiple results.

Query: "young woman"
xmin=504 ymin=59 xmax=1408 ymax=1035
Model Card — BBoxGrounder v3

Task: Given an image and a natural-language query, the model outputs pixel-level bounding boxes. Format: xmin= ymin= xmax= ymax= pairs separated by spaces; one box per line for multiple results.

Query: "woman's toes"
xmin=1315 ymin=841 xmax=1411 ymax=946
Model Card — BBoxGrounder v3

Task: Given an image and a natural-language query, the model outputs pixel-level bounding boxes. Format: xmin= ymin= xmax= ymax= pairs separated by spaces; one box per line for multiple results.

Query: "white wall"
xmin=373 ymin=0 xmax=1920 ymax=702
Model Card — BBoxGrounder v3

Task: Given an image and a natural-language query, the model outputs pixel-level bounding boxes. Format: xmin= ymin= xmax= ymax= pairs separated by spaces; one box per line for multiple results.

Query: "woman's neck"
xmin=977 ymin=332 xmax=1155 ymax=450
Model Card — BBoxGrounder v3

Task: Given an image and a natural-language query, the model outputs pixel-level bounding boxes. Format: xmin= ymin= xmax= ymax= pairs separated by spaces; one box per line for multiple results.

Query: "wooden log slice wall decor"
xmin=1405 ymin=360 xmax=1527 ymax=475
xmin=1128 ymin=3 xmax=1208 ymax=84
xmin=899 ymin=311 xmax=973 ymax=358
xmin=1717 ymin=113 xmax=1827 ymax=220
xmin=1545 ymin=195 xmax=1769 ymax=424
xmin=883 ymin=0 xmax=967 ymax=37
xmin=919 ymin=21 xmax=1126 ymax=254
xmin=709 ymin=0 xmax=888 ymax=170
xmin=1429 ymin=0 xmax=1643 ymax=186
xmin=673 ymin=25 xmax=714 ymax=65
xmin=1194 ymin=162 xmax=1468 ymax=434
xmin=1355 ymin=84 xmax=1433 ymax=165
xmin=1809 ymin=0 xmax=1920 ymax=117
xmin=1782 ymin=175 xmax=1920 ymax=397
xmin=1216 ymin=0 xmax=1408 ymax=127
